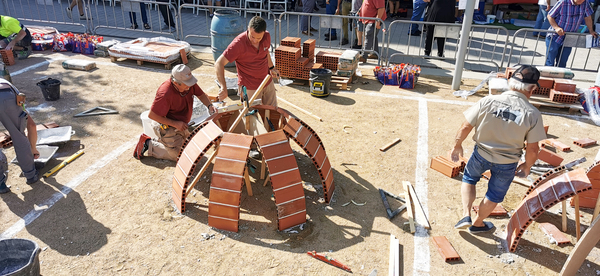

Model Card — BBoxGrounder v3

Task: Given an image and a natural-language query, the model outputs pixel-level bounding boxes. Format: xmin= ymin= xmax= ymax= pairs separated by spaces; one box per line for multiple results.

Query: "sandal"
xmin=144 ymin=23 xmax=151 ymax=29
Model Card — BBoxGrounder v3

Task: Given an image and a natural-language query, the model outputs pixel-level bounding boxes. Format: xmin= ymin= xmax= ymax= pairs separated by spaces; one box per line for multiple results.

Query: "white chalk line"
xmin=0 ymin=138 xmax=136 ymax=239
xmin=413 ymin=99 xmax=430 ymax=275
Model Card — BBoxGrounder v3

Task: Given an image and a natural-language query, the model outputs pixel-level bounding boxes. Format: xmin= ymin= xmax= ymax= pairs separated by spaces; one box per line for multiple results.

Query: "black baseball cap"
xmin=511 ymin=65 xmax=541 ymax=87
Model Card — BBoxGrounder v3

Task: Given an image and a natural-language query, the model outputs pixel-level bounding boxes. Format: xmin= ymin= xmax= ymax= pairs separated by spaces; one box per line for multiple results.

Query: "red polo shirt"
xmin=223 ymin=31 xmax=272 ymax=90
xmin=360 ymin=0 xmax=386 ymax=23
xmin=150 ymin=80 xmax=206 ymax=123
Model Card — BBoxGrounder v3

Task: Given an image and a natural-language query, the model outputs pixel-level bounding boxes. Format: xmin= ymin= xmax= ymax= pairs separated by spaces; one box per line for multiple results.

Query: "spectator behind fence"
xmin=121 ymin=0 xmax=151 ymax=30
xmin=325 ymin=0 xmax=339 ymax=40
xmin=338 ymin=0 xmax=352 ymax=45
xmin=409 ymin=0 xmax=428 ymax=36
xmin=533 ymin=0 xmax=557 ymax=37
xmin=301 ymin=0 xmax=318 ymax=35
xmin=65 ymin=0 xmax=90 ymax=20
xmin=359 ymin=0 xmax=386 ymax=62
xmin=208 ymin=0 xmax=222 ymax=18
xmin=424 ymin=0 xmax=454 ymax=58
xmin=545 ymin=0 xmax=597 ymax=68
xmin=388 ymin=0 xmax=400 ymax=19
xmin=156 ymin=0 xmax=177 ymax=32
xmin=351 ymin=0 xmax=364 ymax=49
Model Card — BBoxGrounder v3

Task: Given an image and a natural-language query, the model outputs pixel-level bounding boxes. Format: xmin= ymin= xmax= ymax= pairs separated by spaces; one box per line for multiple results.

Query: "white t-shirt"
xmin=538 ymin=0 xmax=558 ymax=6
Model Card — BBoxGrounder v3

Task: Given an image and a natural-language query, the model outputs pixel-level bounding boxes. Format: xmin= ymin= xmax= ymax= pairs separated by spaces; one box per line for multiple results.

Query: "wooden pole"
xmin=228 ymin=75 xmax=271 ymax=132
xmin=575 ymin=195 xmax=581 ymax=241
xmin=592 ymin=192 xmax=600 ymax=221
xmin=560 ymin=215 xmax=600 ymax=275
xmin=187 ymin=148 xmax=218 ymax=195
xmin=277 ymin=96 xmax=323 ymax=122
xmin=404 ymin=181 xmax=431 ymax=229
xmin=263 ymin=175 xmax=270 ymax=186
xmin=402 ymin=181 xmax=416 ymax=233
xmin=244 ymin=167 xmax=253 ymax=196
xmin=379 ymin=138 xmax=401 ymax=152
xmin=562 ymin=201 xmax=568 ymax=232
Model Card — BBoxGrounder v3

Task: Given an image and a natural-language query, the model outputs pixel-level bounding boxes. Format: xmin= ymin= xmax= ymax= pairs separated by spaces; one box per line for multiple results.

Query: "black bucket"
xmin=0 ymin=238 xmax=41 ymax=276
xmin=309 ymin=69 xmax=332 ymax=97
xmin=36 ymin=78 xmax=61 ymax=101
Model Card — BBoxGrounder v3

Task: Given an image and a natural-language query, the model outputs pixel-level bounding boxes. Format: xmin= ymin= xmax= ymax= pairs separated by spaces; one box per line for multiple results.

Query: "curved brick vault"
xmin=171 ymin=105 xmax=334 ymax=232
xmin=570 ymin=161 xmax=600 ymax=208
xmin=506 ymin=168 xmax=592 ymax=252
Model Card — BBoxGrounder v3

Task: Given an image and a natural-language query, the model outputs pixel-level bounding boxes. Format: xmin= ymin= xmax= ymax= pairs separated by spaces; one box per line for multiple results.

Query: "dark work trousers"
xmin=156 ymin=0 xmax=176 ymax=28
xmin=424 ymin=25 xmax=445 ymax=56
xmin=0 ymin=91 xmax=36 ymax=183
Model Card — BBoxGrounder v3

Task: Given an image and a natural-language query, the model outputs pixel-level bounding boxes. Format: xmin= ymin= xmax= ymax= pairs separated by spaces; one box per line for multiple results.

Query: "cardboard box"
xmin=484 ymin=4 xmax=494 ymax=15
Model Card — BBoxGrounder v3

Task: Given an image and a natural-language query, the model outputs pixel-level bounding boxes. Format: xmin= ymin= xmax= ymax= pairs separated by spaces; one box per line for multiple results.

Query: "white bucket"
xmin=487 ymin=15 xmax=496 ymax=24
xmin=140 ymin=110 xmax=158 ymax=139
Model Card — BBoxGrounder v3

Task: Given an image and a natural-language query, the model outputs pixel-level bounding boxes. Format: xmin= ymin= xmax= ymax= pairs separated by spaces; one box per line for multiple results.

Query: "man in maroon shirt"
xmin=133 ymin=64 xmax=216 ymax=161
xmin=215 ymin=16 xmax=280 ymax=106
xmin=358 ymin=0 xmax=386 ymax=62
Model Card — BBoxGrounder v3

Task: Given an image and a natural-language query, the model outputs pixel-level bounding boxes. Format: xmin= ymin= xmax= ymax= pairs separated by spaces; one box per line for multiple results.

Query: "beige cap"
xmin=171 ymin=64 xmax=197 ymax=87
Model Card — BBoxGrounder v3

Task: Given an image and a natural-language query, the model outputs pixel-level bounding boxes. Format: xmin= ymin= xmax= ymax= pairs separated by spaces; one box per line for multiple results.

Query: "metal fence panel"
xmin=2 ymin=0 xmax=87 ymax=33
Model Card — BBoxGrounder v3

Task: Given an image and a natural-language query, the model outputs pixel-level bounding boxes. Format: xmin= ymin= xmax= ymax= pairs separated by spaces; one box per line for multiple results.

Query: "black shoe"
xmin=314 ymin=6 xmax=319 ymax=11
xmin=130 ymin=25 xmax=139 ymax=29
xmin=341 ymin=39 xmax=349 ymax=45
xmin=454 ymin=216 xmax=472 ymax=229
xmin=437 ymin=52 xmax=444 ymax=58
xmin=468 ymin=221 xmax=495 ymax=233
xmin=319 ymin=4 xmax=326 ymax=8
xmin=325 ymin=35 xmax=337 ymax=41
xmin=351 ymin=44 xmax=362 ymax=49
xmin=409 ymin=30 xmax=422 ymax=36
xmin=301 ymin=31 xmax=313 ymax=36
xmin=26 ymin=171 xmax=40 ymax=185
xmin=144 ymin=23 xmax=151 ymax=29
xmin=310 ymin=27 xmax=318 ymax=32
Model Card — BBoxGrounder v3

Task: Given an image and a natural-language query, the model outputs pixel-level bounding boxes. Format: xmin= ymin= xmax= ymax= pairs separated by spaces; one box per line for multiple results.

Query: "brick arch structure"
xmin=171 ymin=106 xmax=334 ymax=232
xmin=570 ymin=161 xmax=600 ymax=208
xmin=506 ymin=168 xmax=592 ymax=252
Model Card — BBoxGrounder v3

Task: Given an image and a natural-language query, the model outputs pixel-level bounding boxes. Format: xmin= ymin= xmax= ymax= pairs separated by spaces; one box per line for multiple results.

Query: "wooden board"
xmin=529 ymin=95 xmax=583 ymax=115
xmin=402 ymin=181 xmax=416 ymax=234
xmin=110 ymin=55 xmax=186 ymax=70
xmin=330 ymin=75 xmax=353 ymax=90
xmin=404 ymin=181 xmax=431 ymax=229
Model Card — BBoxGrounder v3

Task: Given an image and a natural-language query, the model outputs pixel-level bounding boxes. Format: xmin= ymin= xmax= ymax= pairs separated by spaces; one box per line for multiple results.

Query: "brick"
xmin=430 ymin=155 xmax=465 ymax=178
xmin=538 ymin=148 xmax=563 ymax=167
xmin=542 ymin=139 xmax=571 ymax=152
xmin=553 ymin=79 xmax=576 ymax=93
xmin=505 ymin=67 xmax=516 ymax=79
xmin=573 ymin=138 xmax=596 ymax=148
xmin=538 ymin=222 xmax=571 ymax=245
xmin=281 ymin=37 xmax=301 ymax=48
xmin=472 ymin=204 xmax=508 ymax=216
xmin=0 ymin=49 xmax=15 ymax=66
xmin=533 ymin=87 xmax=551 ymax=96
xmin=432 ymin=236 xmax=460 ymax=262
xmin=538 ymin=77 xmax=554 ymax=88
xmin=549 ymin=89 xmax=578 ymax=104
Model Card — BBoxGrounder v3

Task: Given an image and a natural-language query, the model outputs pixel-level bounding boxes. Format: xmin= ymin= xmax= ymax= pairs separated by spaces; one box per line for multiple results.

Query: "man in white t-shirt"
xmin=533 ymin=0 xmax=557 ymax=37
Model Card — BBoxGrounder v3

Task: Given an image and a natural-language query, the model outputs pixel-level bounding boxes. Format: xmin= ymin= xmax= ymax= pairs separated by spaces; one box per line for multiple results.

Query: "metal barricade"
xmin=276 ymin=11 xmax=386 ymax=65
xmin=2 ymin=0 xmax=88 ymax=33
xmin=178 ymin=4 xmax=274 ymax=45
xmin=384 ymin=20 xmax=509 ymax=71
xmin=90 ymin=0 xmax=178 ymax=39
xmin=506 ymin=28 xmax=600 ymax=72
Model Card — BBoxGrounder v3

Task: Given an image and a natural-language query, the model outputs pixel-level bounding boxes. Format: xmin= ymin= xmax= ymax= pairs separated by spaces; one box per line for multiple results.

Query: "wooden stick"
xmin=575 ymin=195 xmax=581 ymax=241
xmin=512 ymin=177 xmax=532 ymax=187
xmin=244 ymin=166 xmax=253 ymax=196
xmin=260 ymin=156 xmax=266 ymax=180
xmin=264 ymin=109 xmax=270 ymax=131
xmin=263 ymin=175 xmax=270 ymax=187
xmin=388 ymin=234 xmax=395 ymax=276
xmin=393 ymin=234 xmax=399 ymax=276
xmin=402 ymin=181 xmax=416 ymax=234
xmin=228 ymin=75 xmax=271 ymax=132
xmin=380 ymin=138 xmax=401 ymax=152
xmin=560 ymin=215 xmax=600 ymax=275
xmin=277 ymin=96 xmax=323 ymax=122
xmin=592 ymin=191 xmax=600 ymax=222
xmin=187 ymin=148 xmax=218 ymax=195
xmin=562 ymin=201 xmax=568 ymax=232
xmin=404 ymin=181 xmax=431 ymax=229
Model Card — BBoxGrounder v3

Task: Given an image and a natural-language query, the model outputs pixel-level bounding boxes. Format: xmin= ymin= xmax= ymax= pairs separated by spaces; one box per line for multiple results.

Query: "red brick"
xmin=432 ymin=236 xmax=460 ymax=262
xmin=553 ymin=79 xmax=576 ymax=93
xmin=573 ymin=138 xmax=597 ymax=148
xmin=538 ymin=148 xmax=563 ymax=167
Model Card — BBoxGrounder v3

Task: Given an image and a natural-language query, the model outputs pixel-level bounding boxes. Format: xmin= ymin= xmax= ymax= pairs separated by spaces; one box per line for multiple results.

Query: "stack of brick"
xmin=298 ymin=62 xmax=324 ymax=80
xmin=550 ymin=79 xmax=578 ymax=104
xmin=337 ymin=50 xmax=359 ymax=77
xmin=315 ymin=51 xmax=341 ymax=72
xmin=281 ymin=37 xmax=301 ymax=48
xmin=275 ymin=45 xmax=301 ymax=79
xmin=302 ymin=39 xmax=315 ymax=60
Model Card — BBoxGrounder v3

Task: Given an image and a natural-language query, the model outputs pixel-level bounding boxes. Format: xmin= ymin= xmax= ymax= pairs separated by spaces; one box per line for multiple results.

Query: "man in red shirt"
xmin=133 ymin=64 xmax=216 ymax=161
xmin=215 ymin=16 xmax=279 ymax=106
xmin=359 ymin=0 xmax=386 ymax=62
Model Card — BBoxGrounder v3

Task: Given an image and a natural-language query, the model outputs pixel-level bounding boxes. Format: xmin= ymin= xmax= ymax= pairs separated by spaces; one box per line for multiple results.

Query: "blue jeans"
xmin=409 ymin=0 xmax=427 ymax=34
xmin=462 ymin=146 xmax=518 ymax=203
xmin=533 ymin=5 xmax=548 ymax=36
xmin=545 ymin=36 xmax=571 ymax=68
xmin=326 ymin=0 xmax=338 ymax=36
xmin=129 ymin=3 xmax=149 ymax=26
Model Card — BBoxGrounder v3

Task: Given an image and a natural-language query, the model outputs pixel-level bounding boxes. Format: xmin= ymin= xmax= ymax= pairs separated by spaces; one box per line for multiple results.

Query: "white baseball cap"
xmin=171 ymin=64 xmax=197 ymax=87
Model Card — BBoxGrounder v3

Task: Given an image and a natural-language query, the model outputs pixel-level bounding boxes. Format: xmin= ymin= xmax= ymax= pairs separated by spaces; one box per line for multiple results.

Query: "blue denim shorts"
xmin=462 ymin=146 xmax=518 ymax=203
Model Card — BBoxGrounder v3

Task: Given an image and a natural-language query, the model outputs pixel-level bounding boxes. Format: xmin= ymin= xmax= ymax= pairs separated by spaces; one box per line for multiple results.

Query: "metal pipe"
xmin=452 ymin=0 xmax=476 ymax=90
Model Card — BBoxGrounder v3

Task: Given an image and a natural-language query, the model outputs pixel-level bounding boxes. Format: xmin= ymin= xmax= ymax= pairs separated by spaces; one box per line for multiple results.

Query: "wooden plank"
xmin=562 ymin=201 xmax=568 ymax=232
xmin=402 ymin=181 xmax=416 ymax=234
xmin=244 ymin=166 xmax=253 ymax=197
xmin=432 ymin=236 xmax=460 ymax=262
xmin=179 ymin=49 xmax=188 ymax=64
xmin=539 ymin=222 xmax=571 ymax=245
xmin=575 ymin=195 xmax=581 ymax=241
xmin=277 ymin=96 xmax=323 ymax=121
xmin=404 ymin=181 xmax=431 ymax=229
xmin=560 ymin=216 xmax=600 ymax=275
xmin=593 ymin=194 xmax=600 ymax=221
xmin=389 ymin=234 xmax=397 ymax=276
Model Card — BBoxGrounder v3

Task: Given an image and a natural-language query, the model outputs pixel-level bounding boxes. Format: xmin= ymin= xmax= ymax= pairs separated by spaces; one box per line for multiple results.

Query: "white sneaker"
xmin=66 ymin=7 xmax=72 ymax=19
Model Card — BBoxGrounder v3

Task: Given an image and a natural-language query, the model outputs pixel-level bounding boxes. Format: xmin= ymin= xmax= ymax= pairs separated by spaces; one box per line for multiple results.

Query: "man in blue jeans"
xmin=533 ymin=0 xmax=553 ymax=37
xmin=450 ymin=66 xmax=547 ymax=233
xmin=409 ymin=0 xmax=428 ymax=36
xmin=545 ymin=0 xmax=597 ymax=67
xmin=325 ymin=0 xmax=339 ymax=40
